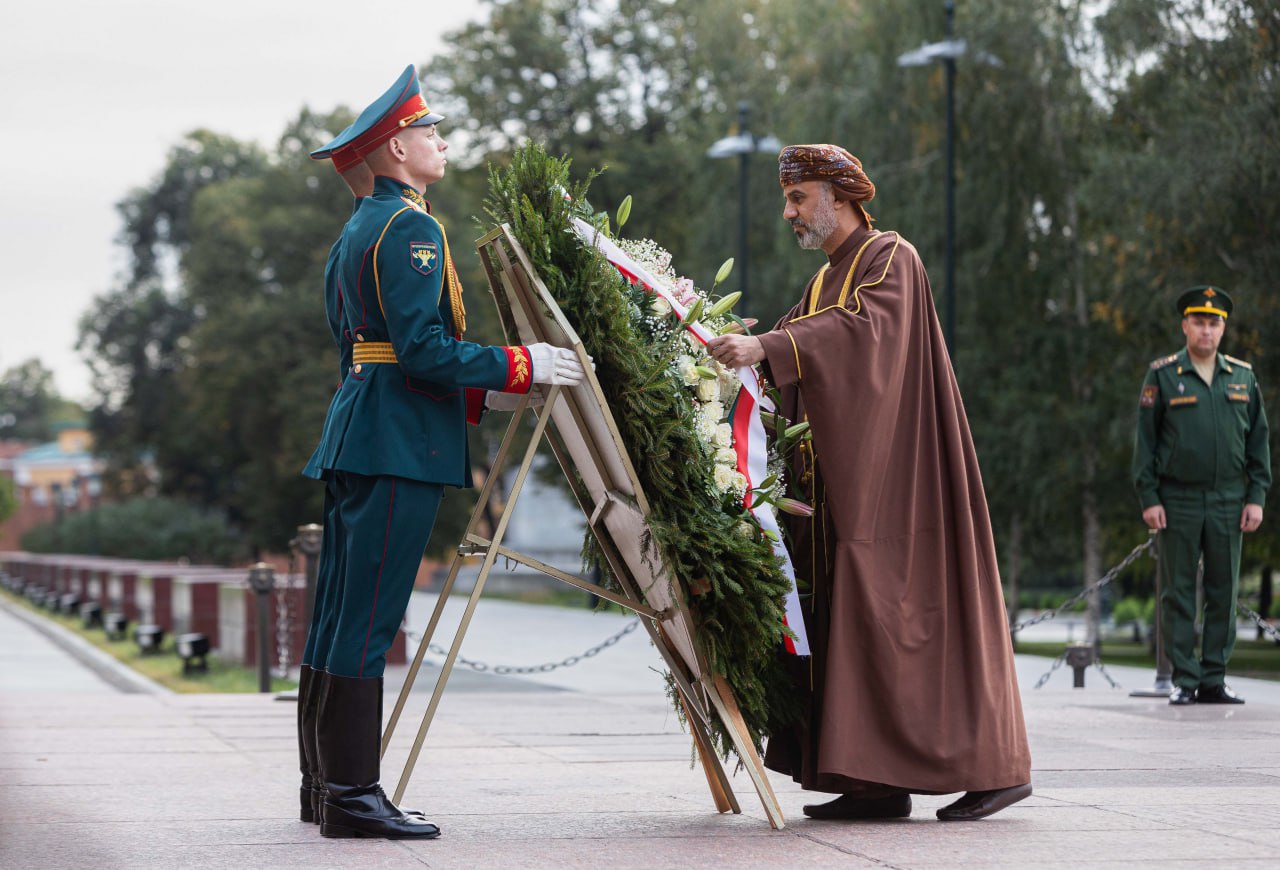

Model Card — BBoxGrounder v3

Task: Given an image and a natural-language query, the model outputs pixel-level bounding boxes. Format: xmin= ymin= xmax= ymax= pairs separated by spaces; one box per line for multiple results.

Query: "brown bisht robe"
xmin=757 ymin=224 xmax=1031 ymax=795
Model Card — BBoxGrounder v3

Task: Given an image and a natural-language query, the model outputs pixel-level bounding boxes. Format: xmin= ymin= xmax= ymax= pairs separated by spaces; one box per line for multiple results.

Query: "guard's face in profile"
xmin=403 ymin=124 xmax=449 ymax=185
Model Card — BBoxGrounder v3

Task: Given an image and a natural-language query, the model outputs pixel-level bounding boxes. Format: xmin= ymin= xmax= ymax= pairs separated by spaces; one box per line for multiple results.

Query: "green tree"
xmin=0 ymin=359 xmax=84 ymax=442
xmin=78 ymin=111 xmax=357 ymax=550
xmin=1086 ymin=0 xmax=1280 ymax=578
xmin=0 ymin=475 xmax=16 ymax=528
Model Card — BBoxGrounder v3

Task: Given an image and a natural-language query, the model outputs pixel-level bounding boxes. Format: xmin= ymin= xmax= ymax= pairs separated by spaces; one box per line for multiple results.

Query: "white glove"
xmin=527 ymin=342 xmax=586 ymax=386
xmin=485 ymin=390 xmax=544 ymax=412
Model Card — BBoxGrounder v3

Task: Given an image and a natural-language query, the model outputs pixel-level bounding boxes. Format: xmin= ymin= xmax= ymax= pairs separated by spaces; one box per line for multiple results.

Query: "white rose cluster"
xmin=619 ymin=232 xmax=763 ymax=510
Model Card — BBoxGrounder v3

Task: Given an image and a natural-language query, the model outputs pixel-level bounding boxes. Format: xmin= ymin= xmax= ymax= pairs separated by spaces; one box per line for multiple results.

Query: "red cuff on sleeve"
xmin=465 ymin=388 xmax=487 ymax=425
xmin=502 ymin=346 xmax=533 ymax=394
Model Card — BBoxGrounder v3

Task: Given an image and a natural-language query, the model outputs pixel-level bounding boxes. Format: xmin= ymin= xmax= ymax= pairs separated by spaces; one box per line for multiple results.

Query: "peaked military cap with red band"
xmin=1177 ymin=285 xmax=1233 ymax=319
xmin=310 ymin=64 xmax=445 ymax=171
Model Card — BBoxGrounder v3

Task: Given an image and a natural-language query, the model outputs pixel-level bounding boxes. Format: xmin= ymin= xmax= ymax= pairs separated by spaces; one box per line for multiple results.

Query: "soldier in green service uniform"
xmin=1132 ymin=286 xmax=1271 ymax=706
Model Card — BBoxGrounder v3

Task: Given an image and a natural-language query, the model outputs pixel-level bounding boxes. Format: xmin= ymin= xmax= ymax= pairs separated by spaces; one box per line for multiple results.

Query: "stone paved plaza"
xmin=2 ymin=593 xmax=1278 ymax=869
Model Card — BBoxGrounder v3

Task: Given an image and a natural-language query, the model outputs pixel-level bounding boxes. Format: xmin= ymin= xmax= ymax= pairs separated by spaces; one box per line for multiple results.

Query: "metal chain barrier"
xmin=404 ymin=618 xmax=641 ymax=676
xmin=1023 ymin=533 xmax=1159 ymax=690
xmin=1031 ymin=653 xmax=1066 ymax=690
xmin=274 ymin=546 xmax=297 ymax=678
xmin=1092 ymin=658 xmax=1122 ymax=689
xmin=1013 ymin=533 xmax=1157 ymax=633
xmin=1237 ymin=600 xmax=1280 ymax=643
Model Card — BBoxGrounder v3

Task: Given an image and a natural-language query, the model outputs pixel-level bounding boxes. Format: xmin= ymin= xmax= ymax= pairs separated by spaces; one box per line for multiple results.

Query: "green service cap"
xmin=1177 ymin=285 xmax=1233 ymax=319
xmin=310 ymin=65 xmax=445 ymax=169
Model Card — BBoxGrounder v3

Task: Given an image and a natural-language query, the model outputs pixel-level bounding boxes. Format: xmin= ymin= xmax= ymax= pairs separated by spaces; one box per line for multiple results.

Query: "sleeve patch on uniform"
xmin=1139 ymin=384 xmax=1157 ymax=408
xmin=503 ymin=346 xmax=532 ymax=394
xmin=1227 ymin=392 xmax=1250 ymax=402
xmin=409 ymin=242 xmax=439 ymax=276
xmin=1169 ymin=396 xmax=1198 ymax=407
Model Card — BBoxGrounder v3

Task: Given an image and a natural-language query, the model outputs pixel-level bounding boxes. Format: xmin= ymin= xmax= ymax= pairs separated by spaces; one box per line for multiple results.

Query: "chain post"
xmin=296 ymin=523 xmax=323 ymax=628
xmin=246 ymin=563 xmax=276 ymax=693
xmin=1132 ymin=530 xmax=1174 ymax=698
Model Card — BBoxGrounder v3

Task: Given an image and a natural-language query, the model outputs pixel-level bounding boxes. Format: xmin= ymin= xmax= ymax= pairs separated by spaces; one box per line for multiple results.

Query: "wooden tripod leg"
xmin=381 ymin=393 xmax=534 ymax=758
xmin=391 ymin=388 xmax=560 ymax=805
xmin=678 ymin=691 xmax=736 ymax=814
xmin=707 ymin=674 xmax=786 ymax=830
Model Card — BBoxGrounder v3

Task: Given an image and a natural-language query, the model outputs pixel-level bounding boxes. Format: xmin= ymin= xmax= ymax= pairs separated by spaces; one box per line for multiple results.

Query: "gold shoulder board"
xmin=1223 ymin=354 xmax=1253 ymax=370
xmin=1149 ymin=353 xmax=1179 ymax=370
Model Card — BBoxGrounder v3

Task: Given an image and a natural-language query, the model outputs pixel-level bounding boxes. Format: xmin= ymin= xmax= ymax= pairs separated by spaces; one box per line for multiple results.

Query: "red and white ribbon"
xmin=571 ymin=218 xmax=810 ymax=656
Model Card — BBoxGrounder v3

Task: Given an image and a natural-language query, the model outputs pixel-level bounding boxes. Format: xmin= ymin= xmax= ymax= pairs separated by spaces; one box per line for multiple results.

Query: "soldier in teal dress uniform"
xmin=295 ymin=65 xmax=585 ymax=839
xmin=1132 ymin=286 xmax=1271 ymax=706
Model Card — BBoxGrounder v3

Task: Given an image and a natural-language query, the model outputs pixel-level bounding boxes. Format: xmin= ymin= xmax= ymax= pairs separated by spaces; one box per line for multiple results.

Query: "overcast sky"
xmin=0 ymin=0 xmax=486 ymax=403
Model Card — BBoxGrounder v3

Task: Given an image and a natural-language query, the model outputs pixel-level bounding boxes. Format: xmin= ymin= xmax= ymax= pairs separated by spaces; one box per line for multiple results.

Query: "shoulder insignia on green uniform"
xmin=1149 ymin=353 xmax=1179 ymax=370
xmin=409 ymin=242 xmax=439 ymax=276
xmin=1223 ymin=354 xmax=1252 ymax=370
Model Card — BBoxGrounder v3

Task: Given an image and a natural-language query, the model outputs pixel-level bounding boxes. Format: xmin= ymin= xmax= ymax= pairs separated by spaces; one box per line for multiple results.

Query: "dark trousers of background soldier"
xmin=1157 ymin=484 xmax=1244 ymax=693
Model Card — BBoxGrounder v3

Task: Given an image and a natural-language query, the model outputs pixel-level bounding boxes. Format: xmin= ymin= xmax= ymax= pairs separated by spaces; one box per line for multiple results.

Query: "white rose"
xmin=715 ymin=447 xmax=737 ymax=465
xmin=713 ymin=463 xmax=737 ymax=493
xmin=696 ymin=415 xmax=718 ymax=444
xmin=701 ymin=400 xmax=724 ymax=423
xmin=718 ymin=368 xmax=740 ymax=402
xmin=696 ymin=378 xmax=719 ymax=403
xmin=736 ymin=521 xmax=756 ymax=539
xmin=651 ymin=295 xmax=673 ymax=317
xmin=713 ymin=422 xmax=734 ymax=448
xmin=675 ymin=355 xmax=700 ymax=386
xmin=732 ymin=471 xmax=748 ymax=495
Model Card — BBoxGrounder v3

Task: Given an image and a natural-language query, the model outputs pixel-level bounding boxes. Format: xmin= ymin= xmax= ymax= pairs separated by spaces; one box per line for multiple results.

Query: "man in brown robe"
xmin=708 ymin=144 xmax=1031 ymax=822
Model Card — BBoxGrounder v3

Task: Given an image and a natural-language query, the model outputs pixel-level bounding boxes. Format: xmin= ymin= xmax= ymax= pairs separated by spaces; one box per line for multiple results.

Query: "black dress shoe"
xmin=1168 ymin=686 xmax=1197 ymax=705
xmin=936 ymin=783 xmax=1032 ymax=821
xmin=1196 ymin=684 xmax=1245 ymax=704
xmin=802 ymin=793 xmax=911 ymax=820
xmin=322 ymin=787 xmax=441 ymax=839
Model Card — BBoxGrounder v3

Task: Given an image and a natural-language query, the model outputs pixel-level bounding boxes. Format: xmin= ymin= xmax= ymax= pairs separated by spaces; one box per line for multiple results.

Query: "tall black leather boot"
xmin=316 ymin=674 xmax=441 ymax=839
xmin=296 ymin=665 xmax=318 ymax=823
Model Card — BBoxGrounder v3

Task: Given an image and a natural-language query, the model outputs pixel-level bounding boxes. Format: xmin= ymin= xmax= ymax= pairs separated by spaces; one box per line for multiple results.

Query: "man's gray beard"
xmin=794 ymin=197 xmax=840 ymax=250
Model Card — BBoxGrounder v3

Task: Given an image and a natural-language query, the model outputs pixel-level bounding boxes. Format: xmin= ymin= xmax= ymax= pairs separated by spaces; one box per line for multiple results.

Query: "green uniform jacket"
xmin=1132 ymin=348 xmax=1271 ymax=509
xmin=303 ymin=176 xmax=530 ymax=486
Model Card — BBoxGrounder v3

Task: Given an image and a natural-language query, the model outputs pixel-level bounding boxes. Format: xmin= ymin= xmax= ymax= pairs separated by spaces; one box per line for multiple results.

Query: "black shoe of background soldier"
xmin=1196 ymin=684 xmax=1245 ymax=704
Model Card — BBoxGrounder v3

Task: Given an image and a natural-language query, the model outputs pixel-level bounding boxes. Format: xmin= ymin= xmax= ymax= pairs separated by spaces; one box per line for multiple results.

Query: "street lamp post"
xmin=707 ymin=101 xmax=781 ymax=318
xmin=86 ymin=473 xmax=102 ymax=555
xmin=896 ymin=1 xmax=1000 ymax=357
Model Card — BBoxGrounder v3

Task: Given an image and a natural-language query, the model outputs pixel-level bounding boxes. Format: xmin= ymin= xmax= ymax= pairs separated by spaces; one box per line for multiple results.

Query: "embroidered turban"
xmin=778 ymin=144 xmax=876 ymax=214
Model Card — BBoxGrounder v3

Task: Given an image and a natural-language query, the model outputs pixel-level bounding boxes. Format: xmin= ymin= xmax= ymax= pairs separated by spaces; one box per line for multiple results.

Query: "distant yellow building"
xmin=0 ymin=423 xmax=102 ymax=549
xmin=13 ymin=423 xmax=100 ymax=506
